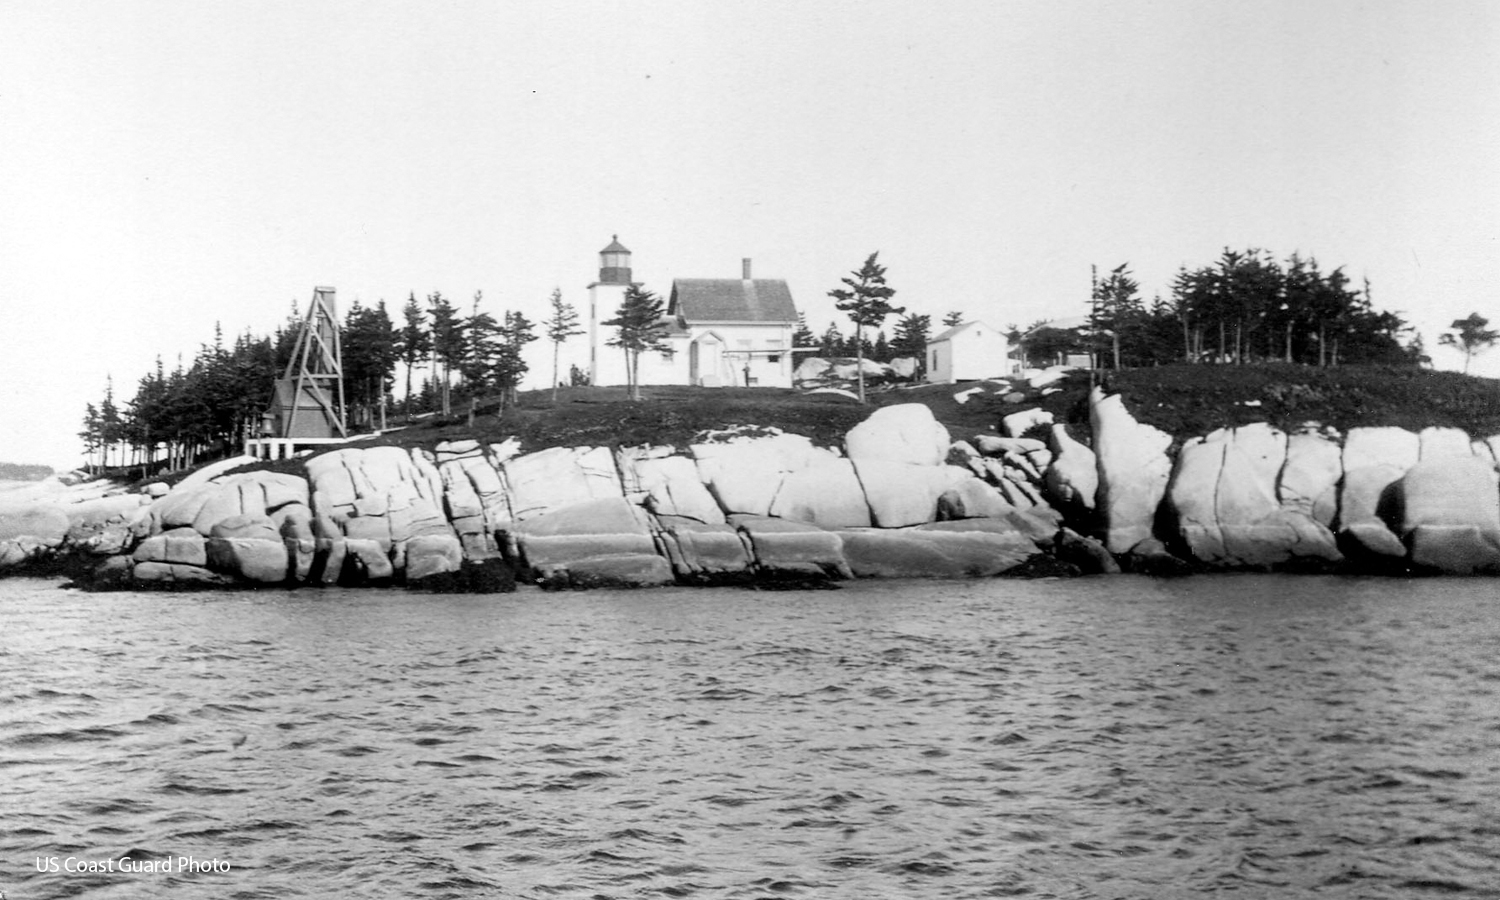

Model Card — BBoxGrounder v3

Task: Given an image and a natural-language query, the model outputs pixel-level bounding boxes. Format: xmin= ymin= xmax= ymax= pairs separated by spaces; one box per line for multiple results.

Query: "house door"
xmin=690 ymin=334 xmax=722 ymax=386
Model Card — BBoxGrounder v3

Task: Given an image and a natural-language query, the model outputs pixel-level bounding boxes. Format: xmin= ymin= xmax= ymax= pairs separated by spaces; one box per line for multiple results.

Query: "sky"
xmin=2 ymin=0 xmax=1497 ymax=469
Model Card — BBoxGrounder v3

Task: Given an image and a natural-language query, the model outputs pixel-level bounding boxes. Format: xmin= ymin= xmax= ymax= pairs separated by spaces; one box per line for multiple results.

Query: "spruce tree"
xmin=828 ymin=252 xmax=903 ymax=402
xmin=603 ymin=285 xmax=668 ymax=401
xmin=545 ymin=287 xmax=583 ymax=402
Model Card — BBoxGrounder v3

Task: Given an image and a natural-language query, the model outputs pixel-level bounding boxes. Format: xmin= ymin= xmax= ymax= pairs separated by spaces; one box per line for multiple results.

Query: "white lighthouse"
xmin=588 ymin=235 xmax=635 ymax=386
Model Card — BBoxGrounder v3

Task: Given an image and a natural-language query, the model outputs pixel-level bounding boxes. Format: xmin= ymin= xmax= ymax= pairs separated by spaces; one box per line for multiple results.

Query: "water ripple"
xmin=3 ymin=575 xmax=1499 ymax=898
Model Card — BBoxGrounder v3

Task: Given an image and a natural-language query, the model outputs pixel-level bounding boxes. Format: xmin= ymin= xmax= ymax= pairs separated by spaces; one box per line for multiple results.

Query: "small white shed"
xmin=926 ymin=320 xmax=1010 ymax=383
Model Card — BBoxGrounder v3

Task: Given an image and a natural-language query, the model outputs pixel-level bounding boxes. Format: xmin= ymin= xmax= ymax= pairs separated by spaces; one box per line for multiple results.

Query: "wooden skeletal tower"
xmin=269 ymin=286 xmax=348 ymax=439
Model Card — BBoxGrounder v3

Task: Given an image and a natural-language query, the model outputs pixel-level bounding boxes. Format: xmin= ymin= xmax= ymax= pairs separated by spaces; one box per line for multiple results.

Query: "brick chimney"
xmin=742 ymin=258 xmax=752 ymax=280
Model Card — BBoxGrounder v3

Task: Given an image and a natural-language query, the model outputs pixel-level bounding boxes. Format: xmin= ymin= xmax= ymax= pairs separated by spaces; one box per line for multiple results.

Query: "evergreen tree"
xmin=793 ymin=312 xmax=817 ymax=348
xmin=1089 ymin=263 xmax=1144 ymax=370
xmin=395 ymin=292 xmax=431 ymax=418
xmin=457 ymin=293 xmax=503 ymax=424
xmin=603 ymin=285 xmax=668 ymax=401
xmin=79 ymin=402 xmax=101 ymax=474
xmin=892 ymin=313 xmax=931 ymax=377
xmin=495 ymin=310 xmax=539 ymax=407
xmin=544 ymin=287 xmax=583 ymax=402
xmin=428 ymin=291 xmax=465 ymax=416
xmin=828 ymin=251 xmax=903 ymax=402
xmin=819 ymin=321 xmax=844 ymax=358
xmin=942 ymin=310 xmax=965 ymax=328
xmin=1438 ymin=312 xmax=1498 ymax=374
xmin=344 ymin=300 xmax=399 ymax=430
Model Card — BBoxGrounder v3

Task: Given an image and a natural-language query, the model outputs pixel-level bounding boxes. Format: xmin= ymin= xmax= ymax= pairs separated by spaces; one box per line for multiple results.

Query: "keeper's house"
xmin=586 ymin=238 xmax=798 ymax=388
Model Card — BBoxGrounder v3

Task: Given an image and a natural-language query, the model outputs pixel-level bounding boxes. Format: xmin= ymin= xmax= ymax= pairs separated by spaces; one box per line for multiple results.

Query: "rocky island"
xmin=6 ymin=365 xmax=1500 ymax=590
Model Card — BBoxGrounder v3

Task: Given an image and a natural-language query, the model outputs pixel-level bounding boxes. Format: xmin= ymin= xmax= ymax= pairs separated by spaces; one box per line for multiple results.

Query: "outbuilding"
xmin=925 ymin=320 xmax=1010 ymax=383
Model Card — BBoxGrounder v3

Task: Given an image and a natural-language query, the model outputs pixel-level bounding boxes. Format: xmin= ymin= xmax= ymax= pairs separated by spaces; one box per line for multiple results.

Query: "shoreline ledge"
xmin=5 ymin=391 xmax=1500 ymax=591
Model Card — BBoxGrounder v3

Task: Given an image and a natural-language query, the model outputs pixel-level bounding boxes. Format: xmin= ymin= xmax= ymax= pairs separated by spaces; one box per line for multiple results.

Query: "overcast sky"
xmin=2 ymin=0 xmax=1497 ymax=468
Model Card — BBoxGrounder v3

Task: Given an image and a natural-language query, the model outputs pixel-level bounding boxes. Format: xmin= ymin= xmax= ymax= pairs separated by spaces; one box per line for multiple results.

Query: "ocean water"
xmin=2 ymin=574 xmax=1498 ymax=899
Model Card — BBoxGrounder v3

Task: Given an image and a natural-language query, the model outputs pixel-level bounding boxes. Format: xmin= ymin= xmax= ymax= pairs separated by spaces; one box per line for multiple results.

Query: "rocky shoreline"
xmin=4 ymin=388 xmax=1500 ymax=591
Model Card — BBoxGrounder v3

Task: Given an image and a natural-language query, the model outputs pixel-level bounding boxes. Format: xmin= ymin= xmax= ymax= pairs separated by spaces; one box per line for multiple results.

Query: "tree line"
xmin=80 ymin=290 xmax=587 ymax=474
xmin=1016 ymin=247 xmax=1426 ymax=371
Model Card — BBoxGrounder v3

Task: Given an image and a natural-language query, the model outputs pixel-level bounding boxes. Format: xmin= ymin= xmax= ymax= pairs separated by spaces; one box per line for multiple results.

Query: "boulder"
xmin=408 ymin=449 xmax=446 ymax=508
xmin=936 ymin=473 xmax=1013 ymax=520
xmin=732 ymin=515 xmax=853 ymax=582
xmin=208 ymin=515 xmax=281 ymax=542
xmin=768 ymin=459 xmax=872 ymax=527
xmin=190 ymin=486 xmax=246 ymax=536
xmin=1090 ymin=388 xmax=1173 ymax=554
xmin=1339 ymin=427 xmax=1420 ymax=559
xmin=0 ymin=504 xmax=70 ymax=547
xmin=405 ymin=533 xmax=465 ymax=581
xmin=1121 ymin=537 xmax=1194 ymax=577
xmin=793 ymin=357 xmax=831 ymax=383
xmin=62 ymin=494 xmax=148 ymax=534
xmin=843 ymin=403 xmax=950 ymax=466
xmin=343 ymin=513 xmax=393 ymax=550
xmin=947 ymin=440 xmax=980 ymax=465
xmin=441 ymin=459 xmax=486 ymax=519
xmin=655 ymin=517 xmax=754 ymax=583
xmin=435 ymin=439 xmax=482 ymax=461
xmin=1344 ymin=426 xmax=1420 ymax=472
xmin=80 ymin=524 xmax=133 ymax=556
xmin=307 ymin=451 xmax=359 ymax=511
xmin=408 ymin=557 xmax=517 ymax=593
xmin=1045 ymin=423 xmax=1097 ymax=512
xmin=1055 ymin=528 xmax=1121 ymax=575
xmin=1279 ymin=432 xmax=1342 ymax=527
xmin=131 ymin=561 xmax=232 ymax=587
xmin=343 ymin=538 xmax=395 ymax=583
xmin=1419 ymin=426 xmax=1473 ymax=460
xmin=837 ymin=525 xmax=1035 ymax=577
xmin=170 ymin=455 xmax=258 ymax=493
xmin=503 ymin=446 xmax=623 ymax=523
xmin=84 ymin=554 xmax=135 ymax=590
xmin=258 ymin=472 xmax=310 ymax=513
xmin=0 ymin=539 xmax=32 ymax=570
xmin=515 ymin=497 xmax=668 ymax=588
xmin=548 ymin=554 xmax=674 ymax=589
xmin=1339 ymin=465 xmax=1409 ymax=558
xmin=1397 ymin=456 xmax=1500 ymax=574
xmin=150 ymin=483 xmax=221 ymax=532
xmin=279 ymin=512 xmax=315 ymax=583
xmin=314 ymin=539 xmax=348 ymax=585
xmin=1170 ymin=425 xmax=1340 ymax=568
xmin=206 ymin=536 xmax=289 ymax=583
xmin=1169 ymin=437 xmax=1227 ymax=561
xmin=1002 ymin=408 xmax=1053 ymax=439
xmin=851 ymin=459 xmax=952 ymax=527
xmin=132 ymin=528 xmax=208 ymax=567
xmin=388 ymin=498 xmax=452 ymax=544
xmin=973 ymin=435 xmax=1046 ymax=457
xmin=630 ymin=455 xmax=726 ymax=524
xmin=691 ymin=432 xmax=829 ymax=516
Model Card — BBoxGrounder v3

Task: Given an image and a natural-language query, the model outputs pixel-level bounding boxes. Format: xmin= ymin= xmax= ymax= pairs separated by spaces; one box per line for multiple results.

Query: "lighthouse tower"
xmin=588 ymin=235 xmax=635 ymax=385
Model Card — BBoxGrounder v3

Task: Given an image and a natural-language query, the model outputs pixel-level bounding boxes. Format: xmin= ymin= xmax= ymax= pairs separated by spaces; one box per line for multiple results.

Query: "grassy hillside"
xmin=1098 ymin=364 xmax=1500 ymax=442
xmin=226 ymin=364 xmax=1500 ymax=481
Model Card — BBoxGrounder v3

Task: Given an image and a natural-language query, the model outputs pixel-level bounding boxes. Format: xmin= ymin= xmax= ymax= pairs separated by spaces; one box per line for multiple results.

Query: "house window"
xmin=767 ymin=354 xmax=781 ymax=363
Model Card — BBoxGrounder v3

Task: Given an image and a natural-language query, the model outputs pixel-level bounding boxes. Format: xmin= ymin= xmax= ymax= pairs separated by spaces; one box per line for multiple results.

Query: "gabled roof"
xmin=668 ymin=278 xmax=798 ymax=323
xmin=930 ymin=320 xmax=999 ymax=343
